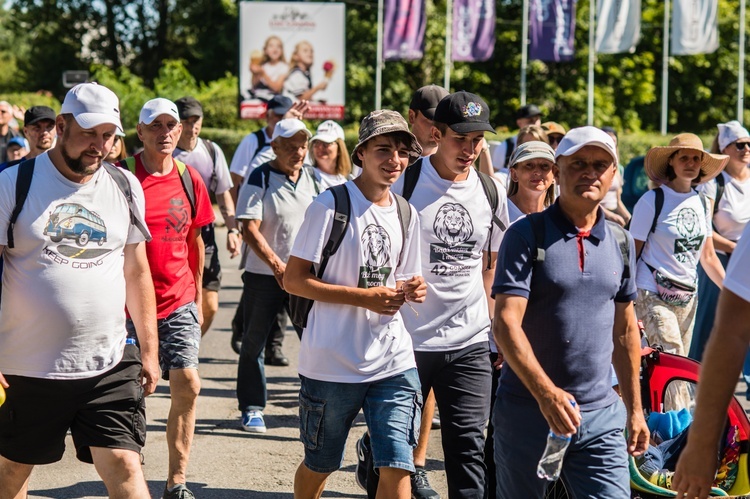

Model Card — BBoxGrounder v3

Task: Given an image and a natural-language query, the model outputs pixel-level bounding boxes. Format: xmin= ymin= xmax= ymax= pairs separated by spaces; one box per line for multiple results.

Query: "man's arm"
xmin=187 ymin=227 xmax=205 ymax=324
xmin=699 ymin=236 xmax=726 ymax=288
xmin=123 ymin=242 xmax=159 ymax=395
xmin=611 ymin=300 xmax=649 ymax=456
xmin=493 ymin=294 xmax=581 ymax=436
xmin=482 ymin=251 xmax=497 ymax=319
xmin=673 ymin=288 xmax=750 ymax=498
xmin=241 ymin=218 xmax=287 ymax=289
xmin=216 ymin=190 xmax=240 ymax=258
xmin=284 ymin=255 xmax=406 ymax=315
xmin=0 ymin=245 xmax=6 ymax=388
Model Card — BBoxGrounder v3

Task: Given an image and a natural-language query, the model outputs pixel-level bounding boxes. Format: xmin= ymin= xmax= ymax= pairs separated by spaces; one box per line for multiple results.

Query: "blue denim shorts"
xmin=298 ymin=368 xmax=422 ymax=474
xmin=127 ymin=302 xmax=201 ymax=380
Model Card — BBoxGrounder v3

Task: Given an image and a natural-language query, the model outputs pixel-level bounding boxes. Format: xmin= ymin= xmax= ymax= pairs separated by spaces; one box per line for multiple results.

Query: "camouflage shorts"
xmin=635 ymin=289 xmax=697 ymax=356
xmin=126 ymin=302 xmax=201 ymax=380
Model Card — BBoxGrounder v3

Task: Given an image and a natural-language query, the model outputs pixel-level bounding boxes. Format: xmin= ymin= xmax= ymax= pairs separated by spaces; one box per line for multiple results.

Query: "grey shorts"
xmin=127 ymin=302 xmax=201 ymax=380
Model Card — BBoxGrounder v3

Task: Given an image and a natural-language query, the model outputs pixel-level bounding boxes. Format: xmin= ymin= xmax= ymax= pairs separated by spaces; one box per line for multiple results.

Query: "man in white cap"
xmin=0 ymin=82 xmax=158 ymax=498
xmin=491 ymin=126 xmax=649 ymax=497
xmin=125 ymin=97 xmax=215 ymax=499
xmin=234 ymin=118 xmax=319 ymax=433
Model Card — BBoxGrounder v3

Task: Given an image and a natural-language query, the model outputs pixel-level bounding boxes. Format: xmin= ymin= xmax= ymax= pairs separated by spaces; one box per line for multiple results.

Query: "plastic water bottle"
xmin=536 ymin=431 xmax=571 ymax=480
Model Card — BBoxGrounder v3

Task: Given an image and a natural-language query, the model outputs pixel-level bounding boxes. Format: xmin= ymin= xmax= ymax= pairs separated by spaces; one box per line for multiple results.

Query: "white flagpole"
xmin=587 ymin=0 xmax=596 ymax=125
xmin=660 ymin=0 xmax=670 ymax=135
xmin=375 ymin=0 xmax=384 ymax=110
xmin=444 ymin=0 xmax=453 ymax=90
xmin=739 ymin=0 xmax=747 ymax=124
xmin=521 ymin=0 xmax=529 ymax=105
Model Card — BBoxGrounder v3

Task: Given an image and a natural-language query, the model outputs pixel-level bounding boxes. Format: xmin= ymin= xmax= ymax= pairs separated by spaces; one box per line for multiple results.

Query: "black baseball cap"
xmin=409 ymin=85 xmax=449 ymax=120
xmin=267 ymin=95 xmax=293 ymax=116
xmin=24 ymin=106 xmax=56 ymax=126
xmin=175 ymin=96 xmax=203 ymax=120
xmin=516 ymin=104 xmax=542 ymax=120
xmin=433 ymin=91 xmax=495 ymax=134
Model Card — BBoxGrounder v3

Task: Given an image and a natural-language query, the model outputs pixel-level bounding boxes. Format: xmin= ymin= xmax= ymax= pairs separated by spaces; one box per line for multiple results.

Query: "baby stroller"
xmin=544 ymin=346 xmax=750 ymax=498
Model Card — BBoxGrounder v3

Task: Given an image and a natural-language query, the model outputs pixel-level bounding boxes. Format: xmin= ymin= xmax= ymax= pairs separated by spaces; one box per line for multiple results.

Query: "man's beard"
xmin=61 ymin=143 xmax=101 ymax=175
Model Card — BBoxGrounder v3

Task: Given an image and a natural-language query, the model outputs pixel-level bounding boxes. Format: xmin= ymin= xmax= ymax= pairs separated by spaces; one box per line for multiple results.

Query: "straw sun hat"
xmin=644 ymin=133 xmax=728 ymax=185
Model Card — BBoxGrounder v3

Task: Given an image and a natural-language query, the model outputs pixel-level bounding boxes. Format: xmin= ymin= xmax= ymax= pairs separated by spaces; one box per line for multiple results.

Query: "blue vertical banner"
xmin=452 ymin=0 xmax=496 ymax=62
xmin=383 ymin=0 xmax=426 ymax=60
xmin=529 ymin=0 xmax=578 ymax=62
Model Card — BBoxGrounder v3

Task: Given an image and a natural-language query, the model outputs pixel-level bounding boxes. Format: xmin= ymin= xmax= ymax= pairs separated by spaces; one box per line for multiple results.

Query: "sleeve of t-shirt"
xmin=615 ymin=229 xmax=638 ymax=302
xmin=724 ymin=224 xmax=750 ymax=302
xmin=124 ymin=170 xmax=152 ymax=244
xmin=235 ymin=167 xmax=266 ymax=221
xmin=491 ymin=222 xmax=535 ymax=299
xmin=491 ymin=141 xmax=507 ymax=171
xmin=229 ymin=133 xmax=258 ymax=179
xmin=696 ymin=179 xmax=717 ymax=201
xmin=211 ymin=143 xmax=233 ymax=194
xmin=290 ymin=192 xmax=335 ymax=265
xmin=701 ymin=193 xmax=713 ymax=238
xmin=395 ymin=204 xmax=421 ymax=282
xmin=188 ymin=165 xmax=215 ymax=230
xmin=629 ymin=189 xmax=656 ymax=242
xmin=489 ymin=177 xmax=510 ymax=252
xmin=0 ymin=167 xmax=16 ymax=245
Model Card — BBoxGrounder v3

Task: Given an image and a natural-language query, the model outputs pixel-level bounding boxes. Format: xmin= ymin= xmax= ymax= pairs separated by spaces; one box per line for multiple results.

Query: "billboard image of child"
xmin=248 ymin=35 xmax=290 ymax=102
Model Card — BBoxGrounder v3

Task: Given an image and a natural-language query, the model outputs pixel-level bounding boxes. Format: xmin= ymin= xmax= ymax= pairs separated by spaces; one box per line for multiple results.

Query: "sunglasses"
xmin=548 ymin=135 xmax=564 ymax=145
xmin=735 ymin=142 xmax=750 ymax=151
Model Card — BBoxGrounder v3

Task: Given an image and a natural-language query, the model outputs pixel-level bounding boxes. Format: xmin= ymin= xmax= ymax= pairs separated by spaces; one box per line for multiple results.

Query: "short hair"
xmin=433 ymin=121 xmax=449 ymax=135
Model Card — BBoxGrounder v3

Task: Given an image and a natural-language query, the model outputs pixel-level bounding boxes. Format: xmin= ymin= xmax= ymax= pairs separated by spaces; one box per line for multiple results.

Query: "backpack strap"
xmin=174 ymin=159 xmax=197 ymax=220
xmin=250 ymin=129 xmax=267 ymax=163
xmin=201 ymin=138 xmax=218 ymax=192
xmin=527 ymin=212 xmax=546 ymax=264
xmin=103 ymin=162 xmax=151 ymax=241
xmin=7 ymin=158 xmax=36 ymax=249
xmin=503 ymin=137 xmax=514 ymax=168
xmin=393 ymin=193 xmax=412 ymax=269
xmin=476 ymin=171 xmax=506 ymax=270
xmin=401 ymin=158 xmax=423 ymax=201
xmin=712 ymin=173 xmax=726 ymax=233
xmin=316 ymin=184 xmax=351 ymax=279
xmin=636 ymin=186 xmax=664 ymax=261
xmin=606 ymin=221 xmax=631 ymax=280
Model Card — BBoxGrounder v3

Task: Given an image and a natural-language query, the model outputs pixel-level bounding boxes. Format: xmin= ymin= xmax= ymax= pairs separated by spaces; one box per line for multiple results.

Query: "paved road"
xmin=24 ymin=224 xmax=449 ymax=498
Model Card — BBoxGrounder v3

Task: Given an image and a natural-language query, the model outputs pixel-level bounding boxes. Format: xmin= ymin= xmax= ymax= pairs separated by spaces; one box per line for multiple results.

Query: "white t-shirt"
xmin=391 ymin=157 xmax=509 ymax=351
xmin=174 ymin=139 xmax=232 ymax=195
xmin=0 ymin=153 xmax=149 ymax=379
xmin=313 ymin=169 xmax=348 ymax=190
xmin=252 ymin=61 xmax=290 ymax=101
xmin=507 ymin=198 xmax=525 ymax=224
xmin=291 ymin=181 xmax=421 ymax=383
xmin=489 ymin=136 xmax=516 ymax=172
xmin=630 ymin=185 xmax=712 ymax=293
xmin=235 ymin=164 xmax=318 ymax=275
xmin=724 ymin=223 xmax=750 ymax=301
xmin=697 ymin=172 xmax=750 ymax=243
xmin=229 ymin=129 xmax=275 ymax=180
xmin=283 ymin=68 xmax=312 ymax=100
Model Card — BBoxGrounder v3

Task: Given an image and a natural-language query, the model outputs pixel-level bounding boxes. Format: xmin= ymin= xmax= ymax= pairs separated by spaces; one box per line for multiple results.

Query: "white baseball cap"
xmin=311 ymin=120 xmax=345 ymax=143
xmin=555 ymin=126 xmax=618 ymax=164
xmin=139 ymin=98 xmax=180 ymax=125
xmin=271 ymin=119 xmax=312 ymax=142
xmin=61 ymin=82 xmax=123 ymax=132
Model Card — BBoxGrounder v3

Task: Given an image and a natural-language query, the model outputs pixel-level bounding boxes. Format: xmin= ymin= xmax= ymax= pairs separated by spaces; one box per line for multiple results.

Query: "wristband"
xmin=228 ymin=228 xmax=240 ymax=235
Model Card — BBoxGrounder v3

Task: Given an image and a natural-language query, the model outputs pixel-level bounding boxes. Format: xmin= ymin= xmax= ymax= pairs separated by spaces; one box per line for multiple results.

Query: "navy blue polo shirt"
xmin=492 ymin=201 xmax=637 ymax=410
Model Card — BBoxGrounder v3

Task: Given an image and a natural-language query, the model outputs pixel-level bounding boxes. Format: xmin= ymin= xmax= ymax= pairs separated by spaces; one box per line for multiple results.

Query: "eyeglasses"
xmin=734 ymin=142 xmax=750 ymax=151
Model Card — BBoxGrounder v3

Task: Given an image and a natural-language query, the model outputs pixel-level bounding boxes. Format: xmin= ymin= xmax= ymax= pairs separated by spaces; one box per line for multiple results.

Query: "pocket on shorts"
xmin=131 ymin=387 xmax=146 ymax=447
xmin=298 ymin=390 xmax=325 ymax=451
xmin=409 ymin=390 xmax=423 ymax=448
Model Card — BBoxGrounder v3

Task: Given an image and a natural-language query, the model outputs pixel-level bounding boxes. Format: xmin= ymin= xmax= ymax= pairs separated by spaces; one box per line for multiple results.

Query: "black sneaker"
xmin=411 ymin=468 xmax=439 ymax=499
xmin=162 ymin=484 xmax=195 ymax=499
xmin=265 ymin=347 xmax=290 ymax=366
xmin=355 ymin=432 xmax=371 ymax=491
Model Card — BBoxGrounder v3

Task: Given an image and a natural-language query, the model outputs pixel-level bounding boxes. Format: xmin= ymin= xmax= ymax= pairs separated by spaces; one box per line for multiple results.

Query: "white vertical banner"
xmin=671 ymin=0 xmax=719 ymax=55
xmin=595 ymin=0 xmax=641 ymax=54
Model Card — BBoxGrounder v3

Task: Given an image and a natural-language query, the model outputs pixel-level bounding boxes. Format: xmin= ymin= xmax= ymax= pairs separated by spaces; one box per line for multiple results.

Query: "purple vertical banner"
xmin=529 ymin=0 xmax=577 ymax=62
xmin=383 ymin=0 xmax=426 ymax=61
xmin=452 ymin=0 xmax=496 ymax=62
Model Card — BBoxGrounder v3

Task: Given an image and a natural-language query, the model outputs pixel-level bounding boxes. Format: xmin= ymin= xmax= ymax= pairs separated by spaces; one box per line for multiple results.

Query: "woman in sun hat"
xmin=689 ymin=121 xmax=750 ymax=388
xmin=630 ymin=133 xmax=729 ymax=365
xmin=308 ymin=120 xmax=355 ymax=189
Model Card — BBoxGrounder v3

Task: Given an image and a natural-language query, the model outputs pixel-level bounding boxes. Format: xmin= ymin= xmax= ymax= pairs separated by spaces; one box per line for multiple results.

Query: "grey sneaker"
xmin=411 ymin=468 xmax=439 ymax=499
xmin=162 ymin=483 xmax=195 ymax=499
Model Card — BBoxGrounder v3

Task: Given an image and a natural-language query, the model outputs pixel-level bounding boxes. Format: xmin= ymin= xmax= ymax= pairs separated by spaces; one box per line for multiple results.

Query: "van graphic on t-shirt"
xmin=430 ymin=203 xmax=476 ymax=275
xmin=44 ymin=203 xmax=108 ymax=247
xmin=674 ymin=207 xmax=704 ymax=260
xmin=358 ymin=224 xmax=392 ymax=288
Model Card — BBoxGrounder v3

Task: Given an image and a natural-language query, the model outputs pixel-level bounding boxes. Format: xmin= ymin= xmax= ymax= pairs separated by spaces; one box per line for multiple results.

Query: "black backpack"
xmin=7 ymin=158 xmax=150 ymax=249
xmin=400 ymin=158 xmax=506 ymax=269
xmin=289 ymin=183 xmax=412 ymax=329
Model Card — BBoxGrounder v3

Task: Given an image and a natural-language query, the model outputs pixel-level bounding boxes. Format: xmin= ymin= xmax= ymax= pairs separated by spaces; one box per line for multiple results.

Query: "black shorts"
xmin=0 ymin=345 xmax=146 ymax=465
xmin=202 ymin=224 xmax=222 ymax=292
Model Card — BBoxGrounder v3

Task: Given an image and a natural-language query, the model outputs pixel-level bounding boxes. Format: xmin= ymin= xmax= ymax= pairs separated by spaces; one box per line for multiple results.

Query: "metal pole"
xmin=739 ymin=0 xmax=747 ymax=124
xmin=587 ymin=0 xmax=595 ymax=125
xmin=444 ymin=0 xmax=453 ymax=90
xmin=660 ymin=0 xmax=670 ymax=135
xmin=375 ymin=0 xmax=384 ymax=110
xmin=521 ymin=0 xmax=529 ymax=105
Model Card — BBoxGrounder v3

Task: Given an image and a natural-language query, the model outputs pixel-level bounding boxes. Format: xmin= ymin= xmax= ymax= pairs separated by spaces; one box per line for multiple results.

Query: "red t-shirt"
xmin=133 ymin=153 xmax=215 ymax=318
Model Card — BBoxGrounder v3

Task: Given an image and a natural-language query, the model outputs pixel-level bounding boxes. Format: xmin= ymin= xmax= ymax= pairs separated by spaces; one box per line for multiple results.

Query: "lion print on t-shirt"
xmin=358 ymin=224 xmax=392 ymax=288
xmin=429 ymin=203 xmax=476 ymax=277
xmin=674 ymin=207 xmax=704 ymax=262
